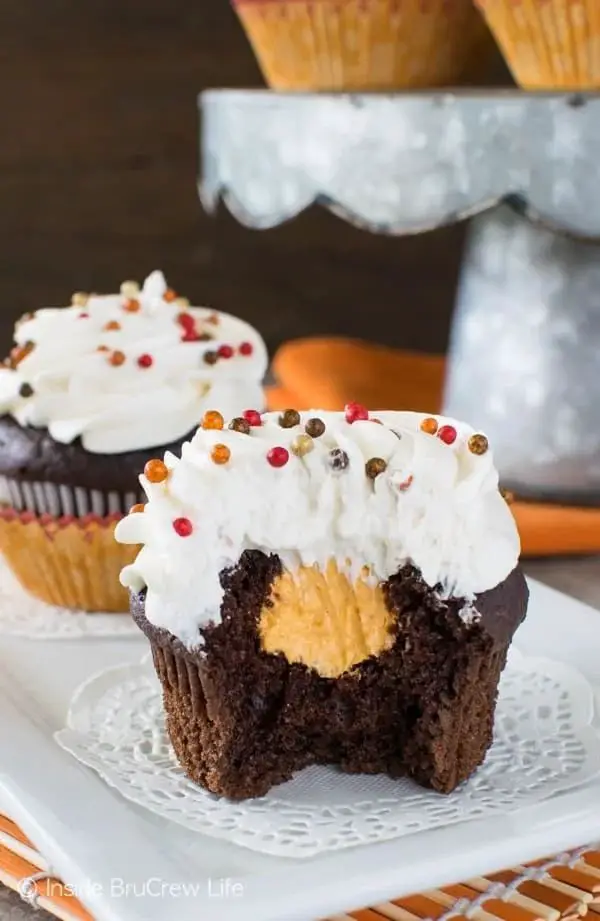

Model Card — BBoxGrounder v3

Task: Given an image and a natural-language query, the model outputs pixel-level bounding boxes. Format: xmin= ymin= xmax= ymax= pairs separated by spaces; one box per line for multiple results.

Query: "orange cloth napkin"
xmin=266 ymin=338 xmax=600 ymax=558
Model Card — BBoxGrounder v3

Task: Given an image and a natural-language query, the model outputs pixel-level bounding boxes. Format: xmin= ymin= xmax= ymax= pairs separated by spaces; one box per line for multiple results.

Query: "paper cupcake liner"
xmin=0 ymin=476 xmax=141 ymax=517
xmin=0 ymin=508 xmax=138 ymax=613
xmin=475 ymin=0 xmax=600 ymax=89
xmin=232 ymin=0 xmax=492 ymax=91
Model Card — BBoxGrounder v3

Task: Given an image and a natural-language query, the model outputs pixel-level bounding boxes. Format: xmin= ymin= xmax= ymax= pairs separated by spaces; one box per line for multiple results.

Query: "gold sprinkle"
xmin=291 ymin=434 xmax=314 ymax=457
xmin=500 ymin=488 xmax=515 ymax=505
xmin=120 ymin=280 xmax=140 ymax=298
xmin=366 ymin=457 xmax=387 ymax=479
xmin=468 ymin=433 xmax=489 ymax=456
xmin=173 ymin=296 xmax=190 ymax=308
xmin=71 ymin=292 xmax=88 ymax=307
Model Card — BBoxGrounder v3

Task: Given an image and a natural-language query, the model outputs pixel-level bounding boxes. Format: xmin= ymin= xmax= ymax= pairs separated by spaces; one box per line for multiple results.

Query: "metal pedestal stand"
xmin=199 ymin=90 xmax=600 ymax=501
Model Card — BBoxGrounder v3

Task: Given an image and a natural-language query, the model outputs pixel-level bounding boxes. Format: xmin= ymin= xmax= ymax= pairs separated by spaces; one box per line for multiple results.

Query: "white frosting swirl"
xmin=0 ymin=271 xmax=267 ymax=454
xmin=115 ymin=410 xmax=520 ymax=646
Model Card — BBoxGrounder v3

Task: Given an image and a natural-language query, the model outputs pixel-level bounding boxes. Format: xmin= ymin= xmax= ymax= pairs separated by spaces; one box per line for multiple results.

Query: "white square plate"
xmin=0 ymin=577 xmax=599 ymax=921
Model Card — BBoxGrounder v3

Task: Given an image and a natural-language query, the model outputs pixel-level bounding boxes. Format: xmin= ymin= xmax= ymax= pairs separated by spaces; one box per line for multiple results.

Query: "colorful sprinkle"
xmin=78 ymin=313 xmax=89 ymax=319
xmin=104 ymin=320 xmax=121 ymax=331
xmin=71 ymin=292 xmax=88 ymax=307
xmin=243 ymin=409 xmax=262 ymax=427
xmin=345 ymin=402 xmax=369 ymax=424
xmin=239 ymin=341 xmax=253 ymax=356
xmin=305 ymin=417 xmax=325 ymax=438
xmin=229 ymin=417 xmax=251 ymax=435
xmin=500 ymin=488 xmax=515 ymax=504
xmin=468 ymin=433 xmax=489 ymax=456
xmin=10 ymin=342 xmax=34 ymax=366
xmin=129 ymin=503 xmax=145 ymax=514
xmin=420 ymin=417 xmax=438 ymax=435
xmin=163 ymin=289 xmax=177 ymax=302
xmin=182 ymin=329 xmax=200 ymax=343
xmin=202 ymin=410 xmax=224 ymax=430
xmin=366 ymin=457 xmax=387 ymax=479
xmin=123 ymin=298 xmax=140 ymax=313
xmin=173 ymin=517 xmax=193 ymax=537
xmin=211 ymin=443 xmax=231 ymax=465
xmin=291 ymin=434 xmax=313 ymax=457
xmin=207 ymin=312 xmax=219 ymax=324
xmin=329 ymin=448 xmax=349 ymax=471
xmin=137 ymin=353 xmax=153 ymax=369
xmin=144 ymin=459 xmax=168 ymax=483
xmin=120 ymin=280 xmax=140 ymax=298
xmin=19 ymin=383 xmax=34 ymax=398
xmin=109 ymin=350 xmax=126 ymax=366
xmin=397 ymin=474 xmax=414 ymax=492
xmin=97 ymin=345 xmax=109 ymax=352
xmin=267 ymin=446 xmax=289 ymax=468
xmin=279 ymin=408 xmax=301 ymax=429
xmin=173 ymin=296 xmax=190 ymax=308
xmin=203 ymin=351 xmax=218 ymax=365
xmin=438 ymin=425 xmax=457 ymax=445
xmin=217 ymin=344 xmax=234 ymax=359
xmin=176 ymin=312 xmax=195 ymax=330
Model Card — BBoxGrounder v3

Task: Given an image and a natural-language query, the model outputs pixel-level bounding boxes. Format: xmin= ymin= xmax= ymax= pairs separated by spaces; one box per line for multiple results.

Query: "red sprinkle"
xmin=218 ymin=344 xmax=234 ymax=359
xmin=438 ymin=425 xmax=457 ymax=445
xmin=243 ymin=409 xmax=262 ymax=427
xmin=137 ymin=353 xmax=153 ymax=368
xmin=181 ymin=329 xmax=200 ymax=343
xmin=176 ymin=312 xmax=195 ymax=330
xmin=78 ymin=313 xmax=89 ymax=319
xmin=267 ymin=446 xmax=289 ymax=468
xmin=173 ymin=517 xmax=193 ymax=537
xmin=345 ymin=402 xmax=369 ymax=424
xmin=239 ymin=341 xmax=253 ymax=356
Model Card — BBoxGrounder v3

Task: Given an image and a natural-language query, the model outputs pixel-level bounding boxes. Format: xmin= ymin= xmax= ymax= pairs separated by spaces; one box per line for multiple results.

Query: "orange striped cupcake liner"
xmin=475 ymin=0 xmax=600 ymax=89
xmin=232 ymin=0 xmax=493 ymax=90
xmin=0 ymin=814 xmax=598 ymax=921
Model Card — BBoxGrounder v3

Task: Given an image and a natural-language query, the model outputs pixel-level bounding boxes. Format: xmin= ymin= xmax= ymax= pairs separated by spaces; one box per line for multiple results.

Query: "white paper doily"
xmin=0 ymin=558 xmax=138 ymax=639
xmin=54 ymin=648 xmax=600 ymax=858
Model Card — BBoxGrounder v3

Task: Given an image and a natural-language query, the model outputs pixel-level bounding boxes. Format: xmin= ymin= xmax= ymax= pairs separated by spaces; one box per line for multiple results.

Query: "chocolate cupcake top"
xmin=116 ymin=406 xmax=520 ymax=645
xmin=0 ymin=271 xmax=267 ymax=455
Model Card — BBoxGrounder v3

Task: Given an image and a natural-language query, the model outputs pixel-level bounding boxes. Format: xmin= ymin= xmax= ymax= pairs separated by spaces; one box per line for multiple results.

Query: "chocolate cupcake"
xmin=116 ymin=407 xmax=528 ymax=799
xmin=0 ymin=271 xmax=267 ymax=612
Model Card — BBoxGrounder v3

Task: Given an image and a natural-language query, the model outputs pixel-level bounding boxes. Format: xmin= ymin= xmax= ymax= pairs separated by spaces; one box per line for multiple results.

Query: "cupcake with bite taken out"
xmin=0 ymin=270 xmax=267 ymax=613
xmin=116 ymin=404 xmax=527 ymax=800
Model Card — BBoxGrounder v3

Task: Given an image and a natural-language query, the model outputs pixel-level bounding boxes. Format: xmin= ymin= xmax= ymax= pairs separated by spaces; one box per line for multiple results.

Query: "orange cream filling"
xmin=258 ymin=559 xmax=395 ymax=678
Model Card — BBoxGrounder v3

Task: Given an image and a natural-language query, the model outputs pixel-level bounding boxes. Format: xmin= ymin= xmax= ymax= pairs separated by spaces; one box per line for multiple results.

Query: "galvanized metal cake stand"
xmin=199 ymin=90 xmax=600 ymax=503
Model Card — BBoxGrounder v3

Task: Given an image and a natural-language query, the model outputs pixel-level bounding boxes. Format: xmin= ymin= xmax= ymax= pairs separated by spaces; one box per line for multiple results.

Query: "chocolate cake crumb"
xmin=131 ymin=553 xmax=528 ymax=801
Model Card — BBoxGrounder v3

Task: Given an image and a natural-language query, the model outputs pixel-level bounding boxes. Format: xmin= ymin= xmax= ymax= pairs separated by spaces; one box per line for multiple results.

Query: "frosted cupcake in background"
xmin=474 ymin=0 xmax=600 ymax=89
xmin=0 ymin=270 xmax=267 ymax=613
xmin=232 ymin=0 xmax=493 ymax=91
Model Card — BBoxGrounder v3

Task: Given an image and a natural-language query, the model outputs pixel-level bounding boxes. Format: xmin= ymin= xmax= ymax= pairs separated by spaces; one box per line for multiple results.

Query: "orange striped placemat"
xmin=1 ymin=815 xmax=599 ymax=921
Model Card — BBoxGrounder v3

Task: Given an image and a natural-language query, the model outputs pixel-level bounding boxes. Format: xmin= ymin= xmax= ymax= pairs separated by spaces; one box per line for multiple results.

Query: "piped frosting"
xmin=115 ymin=407 xmax=521 ymax=647
xmin=0 ymin=271 xmax=267 ymax=454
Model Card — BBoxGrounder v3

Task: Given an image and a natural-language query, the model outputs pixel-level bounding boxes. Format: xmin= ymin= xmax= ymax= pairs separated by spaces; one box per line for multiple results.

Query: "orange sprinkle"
xmin=163 ymin=289 xmax=177 ymax=302
xmin=97 ymin=345 xmax=109 ymax=352
xmin=129 ymin=503 xmax=145 ymax=514
xmin=104 ymin=320 xmax=121 ymax=331
xmin=144 ymin=459 xmax=168 ymax=483
xmin=202 ymin=410 xmax=224 ymax=430
xmin=123 ymin=298 xmax=140 ymax=313
xmin=109 ymin=350 xmax=126 ymax=366
xmin=211 ymin=443 xmax=231 ymax=465
xmin=420 ymin=417 xmax=438 ymax=435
